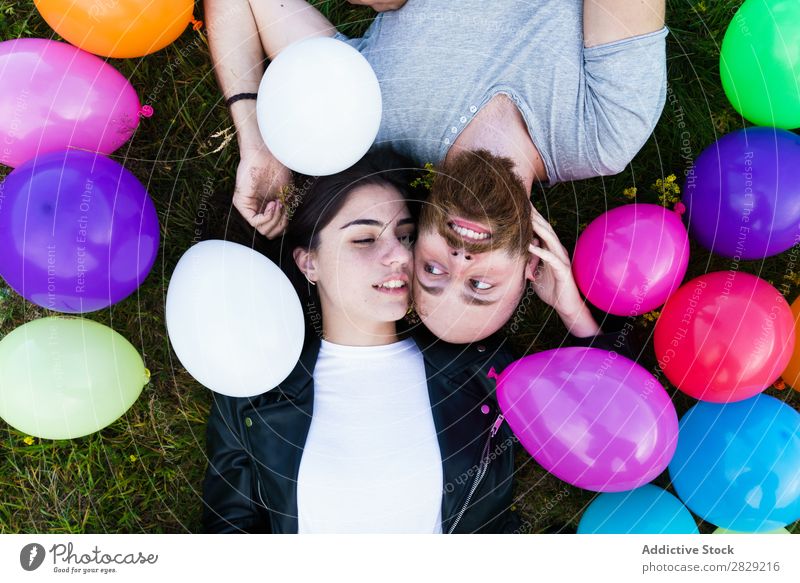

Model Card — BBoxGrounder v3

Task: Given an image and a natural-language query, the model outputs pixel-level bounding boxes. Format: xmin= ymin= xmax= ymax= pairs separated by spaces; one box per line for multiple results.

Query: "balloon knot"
xmin=487 ymin=367 xmax=499 ymax=382
xmin=673 ymin=200 xmax=686 ymax=216
xmin=773 ymin=377 xmax=786 ymax=391
xmin=144 ymin=367 xmax=151 ymax=384
xmin=191 ymin=18 xmax=204 ymax=32
xmin=139 ymin=105 xmax=154 ymax=118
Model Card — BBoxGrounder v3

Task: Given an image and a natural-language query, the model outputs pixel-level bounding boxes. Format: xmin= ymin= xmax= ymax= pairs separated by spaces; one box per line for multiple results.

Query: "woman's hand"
xmin=233 ymin=145 xmax=292 ymax=239
xmin=526 ymin=203 xmax=601 ymax=337
xmin=346 ymin=0 xmax=408 ymax=12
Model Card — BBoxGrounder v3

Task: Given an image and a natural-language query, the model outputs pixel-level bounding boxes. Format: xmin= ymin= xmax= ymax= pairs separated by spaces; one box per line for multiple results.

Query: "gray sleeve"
xmin=332 ymin=30 xmax=366 ymax=52
xmin=581 ymin=26 xmax=669 ymax=175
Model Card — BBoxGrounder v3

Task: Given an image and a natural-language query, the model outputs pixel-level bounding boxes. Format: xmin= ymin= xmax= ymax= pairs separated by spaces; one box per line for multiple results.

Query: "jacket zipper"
xmin=447 ymin=413 xmax=504 ymax=534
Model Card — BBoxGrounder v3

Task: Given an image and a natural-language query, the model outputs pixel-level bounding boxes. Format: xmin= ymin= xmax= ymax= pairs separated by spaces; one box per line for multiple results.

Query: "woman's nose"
xmin=386 ymin=237 xmax=412 ymax=266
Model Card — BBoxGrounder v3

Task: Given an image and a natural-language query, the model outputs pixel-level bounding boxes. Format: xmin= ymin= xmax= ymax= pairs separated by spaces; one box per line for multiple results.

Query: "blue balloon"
xmin=578 ymin=484 xmax=698 ymax=534
xmin=668 ymin=394 xmax=800 ymax=532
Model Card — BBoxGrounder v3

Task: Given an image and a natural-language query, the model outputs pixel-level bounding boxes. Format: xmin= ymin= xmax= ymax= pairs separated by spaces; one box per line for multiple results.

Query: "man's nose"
xmin=450 ymin=248 xmax=472 ymax=261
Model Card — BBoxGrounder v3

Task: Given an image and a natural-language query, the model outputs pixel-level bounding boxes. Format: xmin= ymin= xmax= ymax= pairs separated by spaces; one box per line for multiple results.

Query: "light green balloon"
xmin=713 ymin=527 xmax=791 ymax=534
xmin=0 ymin=317 xmax=149 ymax=439
xmin=720 ymin=0 xmax=800 ymax=129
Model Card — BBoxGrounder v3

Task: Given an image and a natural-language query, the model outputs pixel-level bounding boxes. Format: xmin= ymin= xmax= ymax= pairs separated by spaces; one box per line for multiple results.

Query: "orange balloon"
xmin=782 ymin=295 xmax=800 ymax=392
xmin=34 ymin=0 xmax=195 ymax=58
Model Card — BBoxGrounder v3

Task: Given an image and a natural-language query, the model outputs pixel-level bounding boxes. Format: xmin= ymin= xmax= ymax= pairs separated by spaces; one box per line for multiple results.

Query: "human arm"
xmin=200 ymin=392 xmax=270 ymax=533
xmin=346 ymin=0 xmax=407 ymax=11
xmin=203 ymin=0 xmax=336 ymax=238
xmin=583 ymin=0 xmax=665 ymax=48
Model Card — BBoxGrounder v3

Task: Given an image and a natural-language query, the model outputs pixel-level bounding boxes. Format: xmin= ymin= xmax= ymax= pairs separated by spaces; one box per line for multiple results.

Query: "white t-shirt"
xmin=297 ymin=338 xmax=443 ymax=533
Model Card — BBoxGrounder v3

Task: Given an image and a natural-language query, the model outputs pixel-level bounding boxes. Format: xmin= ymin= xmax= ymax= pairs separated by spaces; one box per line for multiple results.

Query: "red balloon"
xmin=654 ymin=271 xmax=795 ymax=402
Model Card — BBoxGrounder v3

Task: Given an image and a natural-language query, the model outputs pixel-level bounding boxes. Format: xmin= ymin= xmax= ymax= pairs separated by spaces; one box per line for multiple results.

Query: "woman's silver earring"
xmin=305 ymin=275 xmax=316 ymax=287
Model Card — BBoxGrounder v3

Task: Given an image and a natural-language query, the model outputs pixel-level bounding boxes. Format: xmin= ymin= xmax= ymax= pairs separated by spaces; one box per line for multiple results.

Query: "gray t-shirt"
xmin=333 ymin=0 xmax=668 ymax=186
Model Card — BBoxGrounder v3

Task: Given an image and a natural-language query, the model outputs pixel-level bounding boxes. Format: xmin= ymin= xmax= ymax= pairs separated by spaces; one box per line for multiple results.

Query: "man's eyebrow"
xmin=417 ymin=280 xmax=497 ymax=306
xmin=417 ymin=280 xmax=443 ymax=296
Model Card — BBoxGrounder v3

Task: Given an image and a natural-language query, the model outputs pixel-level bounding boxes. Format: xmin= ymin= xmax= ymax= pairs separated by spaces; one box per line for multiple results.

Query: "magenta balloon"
xmin=494 ymin=347 xmax=679 ymax=492
xmin=0 ymin=149 xmax=159 ymax=313
xmin=0 ymin=38 xmax=143 ymax=168
xmin=573 ymin=203 xmax=690 ymax=316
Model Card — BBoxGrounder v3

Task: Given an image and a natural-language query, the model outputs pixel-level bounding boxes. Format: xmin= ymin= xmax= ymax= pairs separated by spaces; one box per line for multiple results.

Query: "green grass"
xmin=0 ymin=0 xmax=798 ymax=534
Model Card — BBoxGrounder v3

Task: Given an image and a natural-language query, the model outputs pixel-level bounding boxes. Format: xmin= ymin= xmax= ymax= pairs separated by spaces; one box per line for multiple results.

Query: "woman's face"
xmin=298 ymin=183 xmax=415 ymax=331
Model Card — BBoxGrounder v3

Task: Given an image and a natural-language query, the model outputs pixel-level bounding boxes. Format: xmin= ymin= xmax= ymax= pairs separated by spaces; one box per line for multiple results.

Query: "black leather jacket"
xmin=200 ymin=325 xmax=631 ymax=533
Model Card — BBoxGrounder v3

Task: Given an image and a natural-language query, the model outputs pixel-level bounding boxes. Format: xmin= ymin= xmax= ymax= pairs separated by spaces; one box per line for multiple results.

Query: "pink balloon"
xmin=573 ymin=203 xmax=689 ymax=316
xmin=0 ymin=38 xmax=146 ymax=168
xmin=493 ymin=347 xmax=679 ymax=492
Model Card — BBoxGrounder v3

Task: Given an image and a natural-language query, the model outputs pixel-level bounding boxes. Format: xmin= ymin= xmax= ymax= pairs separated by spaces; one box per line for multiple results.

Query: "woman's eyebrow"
xmin=339 ymin=215 xmax=414 ymax=235
xmin=339 ymin=219 xmax=383 ymax=229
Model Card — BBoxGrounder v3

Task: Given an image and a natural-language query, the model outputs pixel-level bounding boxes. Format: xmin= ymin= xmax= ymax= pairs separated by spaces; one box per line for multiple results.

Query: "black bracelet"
xmin=225 ymin=92 xmax=258 ymax=107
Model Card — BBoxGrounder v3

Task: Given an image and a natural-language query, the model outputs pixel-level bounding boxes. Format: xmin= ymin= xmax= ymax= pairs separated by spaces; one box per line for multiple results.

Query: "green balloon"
xmin=720 ymin=0 xmax=800 ymax=129
xmin=0 ymin=317 xmax=149 ymax=439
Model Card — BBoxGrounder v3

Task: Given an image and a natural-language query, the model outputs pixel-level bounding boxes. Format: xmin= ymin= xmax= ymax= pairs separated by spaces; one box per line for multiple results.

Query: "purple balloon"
xmin=0 ymin=38 xmax=145 ymax=168
xmin=494 ymin=347 xmax=679 ymax=492
xmin=683 ymin=126 xmax=800 ymax=259
xmin=0 ymin=150 xmax=159 ymax=313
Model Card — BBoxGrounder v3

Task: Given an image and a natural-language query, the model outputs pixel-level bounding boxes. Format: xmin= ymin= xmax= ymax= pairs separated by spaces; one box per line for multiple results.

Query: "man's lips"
xmin=449 ymin=217 xmax=492 ymax=241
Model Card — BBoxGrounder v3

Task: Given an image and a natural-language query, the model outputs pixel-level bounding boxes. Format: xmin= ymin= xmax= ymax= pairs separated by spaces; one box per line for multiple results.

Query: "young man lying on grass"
xmin=205 ymin=0 xmax=667 ymax=342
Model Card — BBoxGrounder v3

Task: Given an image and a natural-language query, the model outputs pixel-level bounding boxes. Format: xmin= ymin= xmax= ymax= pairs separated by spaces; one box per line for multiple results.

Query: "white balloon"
xmin=166 ymin=240 xmax=305 ymax=397
xmin=256 ymin=36 xmax=382 ymax=176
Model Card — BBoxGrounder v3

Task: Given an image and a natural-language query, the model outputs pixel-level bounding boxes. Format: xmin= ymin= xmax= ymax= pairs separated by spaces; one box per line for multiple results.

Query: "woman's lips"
xmin=372 ymin=275 xmax=409 ymax=295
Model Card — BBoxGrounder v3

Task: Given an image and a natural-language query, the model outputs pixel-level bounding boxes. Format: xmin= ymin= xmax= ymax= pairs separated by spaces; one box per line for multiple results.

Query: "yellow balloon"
xmin=0 ymin=317 xmax=149 ymax=439
xmin=34 ymin=0 xmax=196 ymax=58
xmin=781 ymin=296 xmax=800 ymax=392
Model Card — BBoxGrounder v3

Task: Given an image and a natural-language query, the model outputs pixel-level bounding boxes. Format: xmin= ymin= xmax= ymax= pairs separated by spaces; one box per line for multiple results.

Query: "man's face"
xmin=412 ymin=181 xmax=538 ymax=343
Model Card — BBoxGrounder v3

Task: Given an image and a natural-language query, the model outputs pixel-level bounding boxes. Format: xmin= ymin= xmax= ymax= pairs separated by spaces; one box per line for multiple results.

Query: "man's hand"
xmin=346 ymin=0 xmax=407 ymax=12
xmin=525 ymin=204 xmax=602 ymax=337
xmin=233 ymin=145 xmax=292 ymax=239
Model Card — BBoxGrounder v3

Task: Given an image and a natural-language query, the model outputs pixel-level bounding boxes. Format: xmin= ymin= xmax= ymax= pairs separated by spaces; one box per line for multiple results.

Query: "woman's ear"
xmin=292 ymin=247 xmax=318 ymax=284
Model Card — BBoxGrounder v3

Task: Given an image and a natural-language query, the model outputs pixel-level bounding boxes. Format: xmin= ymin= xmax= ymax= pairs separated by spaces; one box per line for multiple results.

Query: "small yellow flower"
xmin=23 ymin=436 xmax=34 ymax=446
xmin=696 ymin=1 xmax=707 ymax=13
xmin=641 ymin=310 xmax=661 ymax=325
xmin=623 ymin=186 xmax=637 ymax=199
xmin=783 ymin=271 xmax=800 ymax=286
xmin=410 ymin=162 xmax=436 ymax=191
xmin=129 ymin=454 xmax=137 ymax=463
xmin=652 ymin=174 xmax=681 ymax=206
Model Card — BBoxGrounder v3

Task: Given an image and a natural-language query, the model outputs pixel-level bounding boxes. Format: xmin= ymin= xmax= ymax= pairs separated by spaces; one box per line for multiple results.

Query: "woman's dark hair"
xmin=279 ymin=147 xmax=425 ymax=337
